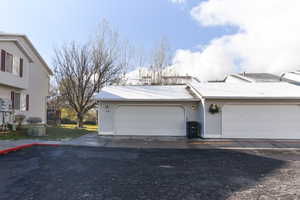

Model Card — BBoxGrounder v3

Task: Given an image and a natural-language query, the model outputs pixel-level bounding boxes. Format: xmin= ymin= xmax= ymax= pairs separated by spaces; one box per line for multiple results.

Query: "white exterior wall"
xmin=0 ymin=85 xmax=12 ymax=99
xmin=0 ymin=37 xmax=50 ymax=123
xmin=202 ymin=99 xmax=300 ymax=138
xmin=19 ymin=62 xmax=49 ymax=123
xmin=98 ymin=101 xmax=201 ymax=135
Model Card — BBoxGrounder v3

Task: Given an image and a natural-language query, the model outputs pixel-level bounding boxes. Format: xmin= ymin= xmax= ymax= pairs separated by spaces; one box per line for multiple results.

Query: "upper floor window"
xmin=0 ymin=49 xmax=24 ymax=77
xmin=5 ymin=52 xmax=13 ymax=73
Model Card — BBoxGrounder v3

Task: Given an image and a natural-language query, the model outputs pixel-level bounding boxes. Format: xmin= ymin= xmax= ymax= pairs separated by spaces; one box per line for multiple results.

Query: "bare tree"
xmin=139 ymin=37 xmax=176 ymax=85
xmin=53 ymin=22 xmax=127 ymax=127
xmin=150 ymin=37 xmax=171 ymax=72
xmin=135 ymin=38 xmax=193 ymax=85
xmin=47 ymin=83 xmax=65 ymax=110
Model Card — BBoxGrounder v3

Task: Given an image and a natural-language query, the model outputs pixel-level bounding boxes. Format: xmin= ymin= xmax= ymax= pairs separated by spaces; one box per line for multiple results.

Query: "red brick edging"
xmin=0 ymin=143 xmax=59 ymax=155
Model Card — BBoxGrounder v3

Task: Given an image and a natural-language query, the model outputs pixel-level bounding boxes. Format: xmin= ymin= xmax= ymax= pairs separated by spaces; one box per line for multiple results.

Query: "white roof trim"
xmin=227 ymin=74 xmax=253 ymax=82
xmin=0 ymin=39 xmax=34 ymax=62
xmin=99 ymin=98 xmax=200 ymax=102
xmin=197 ymin=96 xmax=300 ymax=100
xmin=96 ymin=85 xmax=199 ymax=101
xmin=0 ymin=34 xmax=53 ymax=75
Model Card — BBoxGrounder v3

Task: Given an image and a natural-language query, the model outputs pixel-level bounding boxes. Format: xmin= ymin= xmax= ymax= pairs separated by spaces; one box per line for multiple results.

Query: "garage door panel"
xmin=222 ymin=105 xmax=300 ymax=139
xmin=115 ymin=106 xmax=185 ymax=136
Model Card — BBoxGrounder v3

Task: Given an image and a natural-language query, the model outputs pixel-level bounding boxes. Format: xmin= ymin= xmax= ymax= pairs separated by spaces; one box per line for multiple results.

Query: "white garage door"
xmin=222 ymin=104 xmax=300 ymax=139
xmin=115 ymin=105 xmax=186 ymax=136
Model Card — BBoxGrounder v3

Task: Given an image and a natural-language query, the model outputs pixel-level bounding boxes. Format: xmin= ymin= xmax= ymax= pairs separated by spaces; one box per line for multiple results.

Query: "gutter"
xmin=202 ymin=96 xmax=300 ymax=100
xmin=186 ymin=82 xmax=205 ymax=100
xmin=97 ymin=98 xmax=200 ymax=102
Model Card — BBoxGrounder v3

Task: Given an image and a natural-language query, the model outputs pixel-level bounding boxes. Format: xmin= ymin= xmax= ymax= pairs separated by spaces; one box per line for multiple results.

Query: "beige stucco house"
xmin=0 ymin=33 xmax=52 ymax=124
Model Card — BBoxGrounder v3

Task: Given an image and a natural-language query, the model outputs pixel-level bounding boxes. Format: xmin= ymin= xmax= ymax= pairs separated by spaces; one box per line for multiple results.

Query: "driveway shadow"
xmin=0 ymin=146 xmax=287 ymax=200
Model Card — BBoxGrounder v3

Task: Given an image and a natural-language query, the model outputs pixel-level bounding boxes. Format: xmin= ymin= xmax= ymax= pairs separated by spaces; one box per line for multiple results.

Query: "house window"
xmin=14 ymin=92 xmax=21 ymax=110
xmin=5 ymin=52 xmax=13 ymax=73
xmin=11 ymin=92 xmax=28 ymax=111
xmin=0 ymin=49 xmax=24 ymax=77
xmin=20 ymin=93 xmax=29 ymax=111
xmin=1 ymin=50 xmax=5 ymax=71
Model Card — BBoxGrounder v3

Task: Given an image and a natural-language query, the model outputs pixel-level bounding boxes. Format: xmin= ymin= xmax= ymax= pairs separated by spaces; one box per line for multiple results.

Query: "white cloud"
xmin=168 ymin=0 xmax=186 ymax=4
xmin=172 ymin=0 xmax=300 ymax=80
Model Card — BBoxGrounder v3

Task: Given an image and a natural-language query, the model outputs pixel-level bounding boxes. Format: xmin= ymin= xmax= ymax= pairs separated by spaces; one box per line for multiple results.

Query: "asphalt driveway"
xmin=0 ymin=146 xmax=300 ymax=200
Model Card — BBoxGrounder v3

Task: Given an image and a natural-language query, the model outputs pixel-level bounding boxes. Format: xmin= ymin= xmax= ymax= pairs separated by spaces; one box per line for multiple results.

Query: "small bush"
xmin=27 ymin=117 xmax=42 ymax=124
xmin=84 ymin=120 xmax=97 ymax=125
xmin=61 ymin=118 xmax=77 ymax=124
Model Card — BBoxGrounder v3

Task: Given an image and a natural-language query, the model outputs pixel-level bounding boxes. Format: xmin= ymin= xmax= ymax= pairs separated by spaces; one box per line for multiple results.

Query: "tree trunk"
xmin=77 ymin=112 xmax=84 ymax=128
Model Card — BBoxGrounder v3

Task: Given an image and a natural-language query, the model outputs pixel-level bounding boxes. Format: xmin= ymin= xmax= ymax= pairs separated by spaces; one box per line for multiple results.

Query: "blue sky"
xmin=0 ymin=0 xmax=234 ymax=69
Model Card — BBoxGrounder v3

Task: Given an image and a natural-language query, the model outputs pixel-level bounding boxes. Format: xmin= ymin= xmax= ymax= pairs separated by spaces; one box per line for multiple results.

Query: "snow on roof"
xmin=189 ymin=82 xmax=300 ymax=99
xmin=237 ymin=73 xmax=282 ymax=82
xmin=95 ymin=85 xmax=199 ymax=101
xmin=282 ymin=72 xmax=300 ymax=83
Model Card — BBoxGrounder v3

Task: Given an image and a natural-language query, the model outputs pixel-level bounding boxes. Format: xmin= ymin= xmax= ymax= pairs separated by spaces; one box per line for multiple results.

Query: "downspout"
xmin=97 ymin=100 xmax=101 ymax=135
xmin=280 ymin=73 xmax=285 ymax=81
xmin=186 ymin=83 xmax=206 ymax=138
xmin=201 ymin=98 xmax=206 ymax=138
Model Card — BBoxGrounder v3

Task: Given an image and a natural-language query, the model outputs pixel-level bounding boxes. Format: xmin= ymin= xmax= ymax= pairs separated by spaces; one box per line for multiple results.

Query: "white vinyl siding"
xmin=12 ymin=56 xmax=20 ymax=76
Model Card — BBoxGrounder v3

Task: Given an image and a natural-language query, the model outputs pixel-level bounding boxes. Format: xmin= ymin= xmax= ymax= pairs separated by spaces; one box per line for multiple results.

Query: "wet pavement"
xmin=65 ymin=134 xmax=300 ymax=149
xmin=2 ymin=134 xmax=300 ymax=151
xmin=0 ymin=146 xmax=300 ymax=200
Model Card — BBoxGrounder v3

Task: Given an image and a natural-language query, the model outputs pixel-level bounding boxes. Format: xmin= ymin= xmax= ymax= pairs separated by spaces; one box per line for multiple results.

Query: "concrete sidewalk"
xmin=2 ymin=134 xmax=300 ymax=151
xmin=64 ymin=134 xmax=300 ymax=149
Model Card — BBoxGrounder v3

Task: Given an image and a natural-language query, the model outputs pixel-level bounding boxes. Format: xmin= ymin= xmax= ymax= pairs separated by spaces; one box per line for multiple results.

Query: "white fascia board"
xmin=0 ymin=39 xmax=34 ymax=62
xmin=98 ymin=98 xmax=200 ymax=102
xmin=186 ymin=83 xmax=205 ymax=100
xmin=0 ymin=34 xmax=53 ymax=75
xmin=203 ymin=96 xmax=300 ymax=100
xmin=230 ymin=74 xmax=254 ymax=82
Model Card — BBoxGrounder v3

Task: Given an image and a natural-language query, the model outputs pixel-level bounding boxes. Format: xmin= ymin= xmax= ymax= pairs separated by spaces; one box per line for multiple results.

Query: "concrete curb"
xmin=54 ymin=143 xmax=300 ymax=150
xmin=218 ymin=147 xmax=300 ymax=150
xmin=0 ymin=143 xmax=59 ymax=155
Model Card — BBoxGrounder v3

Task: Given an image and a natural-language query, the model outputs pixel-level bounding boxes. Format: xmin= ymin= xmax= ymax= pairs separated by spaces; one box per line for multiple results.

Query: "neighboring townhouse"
xmin=224 ymin=72 xmax=300 ymax=85
xmin=0 ymin=33 xmax=52 ymax=124
xmin=96 ymin=82 xmax=300 ymax=139
xmin=280 ymin=71 xmax=300 ymax=85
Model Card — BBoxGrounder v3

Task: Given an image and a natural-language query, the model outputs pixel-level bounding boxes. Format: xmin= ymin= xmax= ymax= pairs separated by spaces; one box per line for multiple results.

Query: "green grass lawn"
xmin=60 ymin=124 xmax=98 ymax=132
xmin=0 ymin=124 xmax=98 ymax=140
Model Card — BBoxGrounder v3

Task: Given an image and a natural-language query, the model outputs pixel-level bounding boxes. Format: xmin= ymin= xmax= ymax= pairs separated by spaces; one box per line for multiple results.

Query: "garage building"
xmin=96 ymin=82 xmax=300 ymax=139
xmin=190 ymin=82 xmax=300 ymax=139
xmin=96 ymin=85 xmax=200 ymax=136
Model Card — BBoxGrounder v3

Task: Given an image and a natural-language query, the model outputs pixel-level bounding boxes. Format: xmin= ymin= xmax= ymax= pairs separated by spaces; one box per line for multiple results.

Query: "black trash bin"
xmin=186 ymin=121 xmax=201 ymax=139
